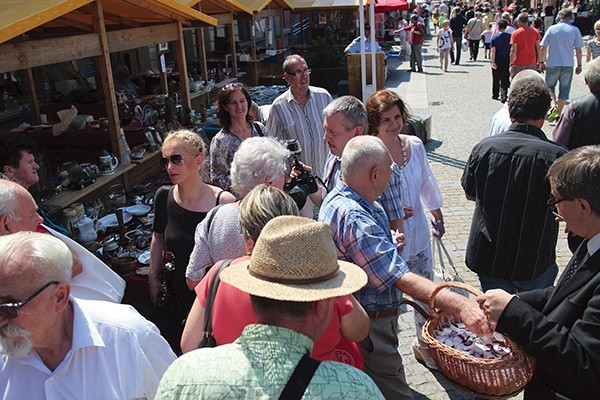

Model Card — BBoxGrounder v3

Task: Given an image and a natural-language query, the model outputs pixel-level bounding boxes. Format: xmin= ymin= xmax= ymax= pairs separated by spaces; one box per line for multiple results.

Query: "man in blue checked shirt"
xmin=319 ymin=136 xmax=489 ymax=400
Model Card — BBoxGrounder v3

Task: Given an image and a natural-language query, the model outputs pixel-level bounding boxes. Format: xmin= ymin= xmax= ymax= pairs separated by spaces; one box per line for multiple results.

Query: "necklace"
xmin=398 ymin=136 xmax=408 ymax=168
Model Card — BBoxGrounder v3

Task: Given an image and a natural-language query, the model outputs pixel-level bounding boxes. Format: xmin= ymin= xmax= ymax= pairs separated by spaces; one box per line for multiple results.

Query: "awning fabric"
xmin=374 ymin=0 xmax=409 ymax=12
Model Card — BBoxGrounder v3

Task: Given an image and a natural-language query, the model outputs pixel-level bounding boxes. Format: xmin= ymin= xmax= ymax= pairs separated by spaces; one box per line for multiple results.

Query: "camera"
xmin=284 ymin=139 xmax=319 ymax=210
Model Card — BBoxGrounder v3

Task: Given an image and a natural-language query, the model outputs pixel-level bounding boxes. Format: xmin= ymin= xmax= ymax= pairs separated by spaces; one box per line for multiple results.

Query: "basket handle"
xmin=400 ymin=298 xmax=429 ymax=319
xmin=427 ymin=281 xmax=482 ymax=320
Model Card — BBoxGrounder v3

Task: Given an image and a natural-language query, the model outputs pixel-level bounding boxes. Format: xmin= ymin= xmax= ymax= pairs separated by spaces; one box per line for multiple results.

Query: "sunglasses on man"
xmin=0 ymin=281 xmax=59 ymax=320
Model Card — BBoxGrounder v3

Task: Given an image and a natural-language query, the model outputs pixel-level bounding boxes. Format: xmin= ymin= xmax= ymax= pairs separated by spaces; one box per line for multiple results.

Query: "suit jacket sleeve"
xmin=497 ymin=291 xmax=600 ymax=399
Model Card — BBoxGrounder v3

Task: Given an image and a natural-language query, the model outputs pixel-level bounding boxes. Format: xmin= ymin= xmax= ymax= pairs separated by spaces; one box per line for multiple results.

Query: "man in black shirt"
xmin=461 ymin=80 xmax=567 ymax=294
xmin=450 ymin=7 xmax=468 ymax=65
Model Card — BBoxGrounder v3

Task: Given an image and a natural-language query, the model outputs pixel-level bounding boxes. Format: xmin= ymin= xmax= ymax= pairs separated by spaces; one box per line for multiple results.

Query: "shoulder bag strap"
xmin=215 ymin=190 xmax=225 ymax=206
xmin=204 ymin=204 xmax=223 ymax=237
xmin=278 ymin=353 xmax=321 ymax=400
xmin=201 ymin=259 xmax=233 ymax=342
xmin=252 ymin=121 xmax=265 ymax=137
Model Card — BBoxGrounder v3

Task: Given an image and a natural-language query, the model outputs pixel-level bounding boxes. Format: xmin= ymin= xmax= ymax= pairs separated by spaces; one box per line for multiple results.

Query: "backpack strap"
xmin=278 ymin=353 xmax=321 ymax=400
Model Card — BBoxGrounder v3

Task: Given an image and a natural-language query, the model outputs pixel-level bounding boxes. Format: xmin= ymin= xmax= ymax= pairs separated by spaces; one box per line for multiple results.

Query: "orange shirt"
xmin=510 ymin=26 xmax=541 ymax=66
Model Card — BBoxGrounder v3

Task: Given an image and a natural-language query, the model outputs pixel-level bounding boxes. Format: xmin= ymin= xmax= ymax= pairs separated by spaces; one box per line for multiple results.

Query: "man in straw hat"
xmin=319 ymin=136 xmax=489 ymax=399
xmin=156 ymin=215 xmax=385 ymax=399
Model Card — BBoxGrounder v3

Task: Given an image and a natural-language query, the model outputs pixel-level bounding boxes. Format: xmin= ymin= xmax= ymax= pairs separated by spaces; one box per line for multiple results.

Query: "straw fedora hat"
xmin=220 ymin=216 xmax=367 ymax=302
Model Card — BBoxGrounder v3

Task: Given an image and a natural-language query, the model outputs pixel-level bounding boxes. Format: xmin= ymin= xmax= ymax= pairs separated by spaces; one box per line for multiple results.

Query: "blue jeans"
xmin=478 ymin=263 xmax=559 ymax=294
xmin=545 ymin=66 xmax=574 ymax=100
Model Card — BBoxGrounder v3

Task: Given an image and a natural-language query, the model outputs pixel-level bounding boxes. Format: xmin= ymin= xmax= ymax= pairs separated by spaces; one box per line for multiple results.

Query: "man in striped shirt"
xmin=266 ymin=54 xmax=332 ymax=218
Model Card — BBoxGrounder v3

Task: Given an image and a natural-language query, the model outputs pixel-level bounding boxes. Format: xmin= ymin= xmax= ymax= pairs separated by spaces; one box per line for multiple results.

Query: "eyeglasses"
xmin=222 ymin=82 xmax=244 ymax=91
xmin=546 ymin=194 xmax=572 ymax=211
xmin=286 ymin=68 xmax=311 ymax=78
xmin=160 ymin=154 xmax=185 ymax=169
xmin=0 ymin=281 xmax=59 ymax=320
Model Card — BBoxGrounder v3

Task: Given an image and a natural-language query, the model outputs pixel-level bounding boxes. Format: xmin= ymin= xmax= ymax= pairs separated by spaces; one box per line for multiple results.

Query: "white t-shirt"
xmin=437 ymin=28 xmax=453 ymax=50
xmin=0 ymin=297 xmax=176 ymax=399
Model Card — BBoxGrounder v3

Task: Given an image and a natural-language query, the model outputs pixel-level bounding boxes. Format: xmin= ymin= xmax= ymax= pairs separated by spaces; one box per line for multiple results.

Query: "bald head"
xmin=512 ymin=69 xmax=545 ymax=86
xmin=341 ymin=136 xmax=388 ymax=181
xmin=0 ymin=179 xmax=42 ymax=235
xmin=341 ymin=136 xmax=392 ymax=203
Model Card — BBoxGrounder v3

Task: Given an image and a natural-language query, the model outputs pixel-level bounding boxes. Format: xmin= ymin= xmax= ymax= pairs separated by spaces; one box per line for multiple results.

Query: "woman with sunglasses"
xmin=365 ymin=89 xmax=445 ymax=370
xmin=149 ymin=129 xmax=235 ymax=354
xmin=210 ymin=83 xmax=266 ymax=192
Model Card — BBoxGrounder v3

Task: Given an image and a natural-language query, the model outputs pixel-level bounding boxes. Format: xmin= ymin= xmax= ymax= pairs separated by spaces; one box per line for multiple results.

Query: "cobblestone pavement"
xmin=384 ymin=34 xmax=589 ymax=400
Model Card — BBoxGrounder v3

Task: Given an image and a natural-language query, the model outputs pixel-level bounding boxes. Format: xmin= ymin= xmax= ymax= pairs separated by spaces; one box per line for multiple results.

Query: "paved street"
xmin=385 ymin=35 xmax=589 ymax=399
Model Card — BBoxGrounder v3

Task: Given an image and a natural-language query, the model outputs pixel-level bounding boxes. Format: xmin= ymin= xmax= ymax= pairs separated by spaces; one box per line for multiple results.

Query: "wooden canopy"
xmin=0 ymin=0 xmax=217 ymax=45
xmin=182 ymin=0 xmax=253 ymax=15
xmin=237 ymin=0 xmax=295 ymax=13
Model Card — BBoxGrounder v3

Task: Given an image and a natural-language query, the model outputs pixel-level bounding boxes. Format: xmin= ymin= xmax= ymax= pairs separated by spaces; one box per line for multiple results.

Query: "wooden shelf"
xmin=40 ymin=149 xmax=162 ymax=211
xmin=41 ymin=163 xmax=137 ymax=209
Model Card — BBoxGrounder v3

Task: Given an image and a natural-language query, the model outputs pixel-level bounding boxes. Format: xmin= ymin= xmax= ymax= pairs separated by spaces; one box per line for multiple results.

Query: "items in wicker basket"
xmin=435 ymin=322 xmax=512 ymax=360
xmin=421 ymin=281 xmax=536 ymax=399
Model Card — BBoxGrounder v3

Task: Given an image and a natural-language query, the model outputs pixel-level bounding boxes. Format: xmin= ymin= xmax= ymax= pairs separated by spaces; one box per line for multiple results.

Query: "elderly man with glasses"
xmin=462 ymin=79 xmax=567 ymax=294
xmin=0 ymin=231 xmax=176 ymax=399
xmin=266 ymin=54 xmax=332 ymax=218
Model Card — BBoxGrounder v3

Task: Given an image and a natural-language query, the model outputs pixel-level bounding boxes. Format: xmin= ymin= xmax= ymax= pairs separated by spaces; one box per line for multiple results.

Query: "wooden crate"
xmin=347 ymin=52 xmax=385 ymax=99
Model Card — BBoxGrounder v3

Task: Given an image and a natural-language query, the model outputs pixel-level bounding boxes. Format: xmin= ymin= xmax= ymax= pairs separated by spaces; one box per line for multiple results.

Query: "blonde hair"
xmin=239 ymin=184 xmax=299 ymax=241
xmin=163 ymin=129 xmax=207 ymax=157
xmin=594 ymin=19 xmax=600 ymax=30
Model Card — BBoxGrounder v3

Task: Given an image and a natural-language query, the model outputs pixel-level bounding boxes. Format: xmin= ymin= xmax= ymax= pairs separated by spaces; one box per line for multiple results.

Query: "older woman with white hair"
xmin=185 ymin=136 xmax=289 ymax=288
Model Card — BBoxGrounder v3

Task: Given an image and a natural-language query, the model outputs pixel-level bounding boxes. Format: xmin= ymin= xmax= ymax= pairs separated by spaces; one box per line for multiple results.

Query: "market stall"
xmin=0 ymin=0 xmax=217 ymax=212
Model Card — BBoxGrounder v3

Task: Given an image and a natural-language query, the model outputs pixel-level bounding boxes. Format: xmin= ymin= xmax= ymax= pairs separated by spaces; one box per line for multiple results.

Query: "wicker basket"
xmin=421 ymin=281 xmax=536 ymax=399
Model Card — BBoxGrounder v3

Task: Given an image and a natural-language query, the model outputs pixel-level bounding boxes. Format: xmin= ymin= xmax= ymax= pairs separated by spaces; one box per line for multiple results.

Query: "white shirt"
xmin=399 ymin=136 xmax=443 ymax=256
xmin=0 ymin=297 xmax=176 ymax=400
xmin=45 ymin=225 xmax=125 ymax=303
xmin=586 ymin=232 xmax=600 ymax=258
xmin=488 ymin=104 xmax=511 ymax=136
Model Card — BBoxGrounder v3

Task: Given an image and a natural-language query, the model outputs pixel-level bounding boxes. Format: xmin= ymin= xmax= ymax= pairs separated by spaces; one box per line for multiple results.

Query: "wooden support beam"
xmin=102 ymin=11 xmax=143 ymax=28
xmin=194 ymin=3 xmax=208 ymax=82
xmin=106 ymin=23 xmax=179 ymax=53
xmin=90 ymin=0 xmax=121 ymax=159
xmin=54 ymin=16 xmax=94 ymax=32
xmin=0 ymin=34 xmax=101 ymax=74
xmin=176 ymin=21 xmax=191 ymax=110
xmin=227 ymin=19 xmax=238 ymax=75
xmin=23 ymin=68 xmax=41 ymax=124
xmin=251 ymin=14 xmax=257 ymax=61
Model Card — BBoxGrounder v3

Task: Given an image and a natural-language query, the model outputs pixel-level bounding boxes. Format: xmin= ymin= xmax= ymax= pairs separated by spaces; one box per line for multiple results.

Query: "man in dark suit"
xmin=477 ymin=145 xmax=600 ymax=399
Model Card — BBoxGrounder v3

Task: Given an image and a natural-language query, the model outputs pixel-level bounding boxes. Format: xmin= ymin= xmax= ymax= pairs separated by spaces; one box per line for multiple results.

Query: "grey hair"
xmin=583 ymin=57 xmax=600 ymax=90
xmin=230 ymin=137 xmax=290 ymax=198
xmin=341 ymin=136 xmax=388 ymax=181
xmin=282 ymin=54 xmax=307 ymax=74
xmin=0 ymin=179 xmax=21 ymax=220
xmin=0 ymin=231 xmax=72 ymax=282
xmin=323 ymin=96 xmax=368 ymax=133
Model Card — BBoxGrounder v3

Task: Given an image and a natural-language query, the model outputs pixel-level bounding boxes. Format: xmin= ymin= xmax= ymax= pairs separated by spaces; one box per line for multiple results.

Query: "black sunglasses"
xmin=0 ymin=281 xmax=59 ymax=320
xmin=160 ymin=154 xmax=185 ymax=169
xmin=546 ymin=195 xmax=572 ymax=210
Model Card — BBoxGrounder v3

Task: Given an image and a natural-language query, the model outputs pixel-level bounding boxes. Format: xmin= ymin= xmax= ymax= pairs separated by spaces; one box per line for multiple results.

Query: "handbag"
xmin=198 ymin=259 xmax=233 ymax=348
xmin=432 ymin=237 xmax=470 ymax=298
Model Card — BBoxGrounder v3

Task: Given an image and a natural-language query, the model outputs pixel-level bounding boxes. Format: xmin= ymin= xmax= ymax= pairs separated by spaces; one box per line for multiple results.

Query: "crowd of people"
xmin=1 ymin=2 xmax=600 ymax=398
